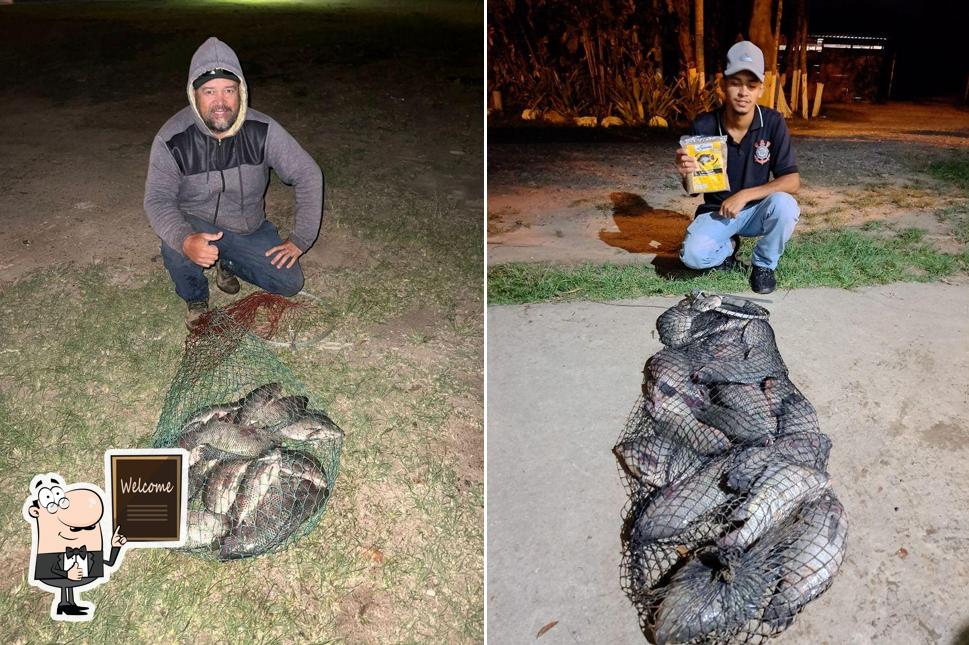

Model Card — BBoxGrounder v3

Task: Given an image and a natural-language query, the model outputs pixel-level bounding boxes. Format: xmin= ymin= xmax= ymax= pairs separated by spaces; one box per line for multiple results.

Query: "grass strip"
xmin=488 ymin=228 xmax=968 ymax=305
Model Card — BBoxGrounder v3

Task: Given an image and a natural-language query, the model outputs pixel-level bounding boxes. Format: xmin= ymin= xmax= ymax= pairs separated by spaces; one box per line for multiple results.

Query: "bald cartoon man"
xmin=23 ymin=474 xmax=128 ymax=620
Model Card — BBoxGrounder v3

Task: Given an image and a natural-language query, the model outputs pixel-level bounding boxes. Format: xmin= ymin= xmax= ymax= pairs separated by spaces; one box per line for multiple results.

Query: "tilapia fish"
xmin=760 ymin=493 xmax=848 ymax=630
xmin=720 ymin=462 xmax=829 ymax=548
xmin=777 ymin=391 xmax=820 ymax=434
xmin=740 ymin=318 xmax=777 ymax=350
xmin=633 ymin=457 xmax=729 ymax=541
xmin=276 ymin=411 xmax=344 ymax=443
xmin=655 ymin=294 xmax=746 ymax=349
xmin=652 ymin=408 xmax=732 ymax=457
xmin=187 ymin=455 xmax=220 ymax=500
xmin=693 ymin=346 xmax=785 ymax=385
xmin=614 ymin=433 xmax=702 ymax=489
xmin=203 ymin=457 xmax=251 ymax=515
xmin=220 ymin=477 xmax=322 ymax=560
xmin=178 ymin=419 xmax=277 ymax=460
xmin=761 ymin=376 xmax=796 ymax=417
xmin=643 ymin=349 xmax=705 ymax=407
xmin=726 ymin=433 xmax=832 ymax=492
xmin=693 ymin=403 xmax=774 ymax=444
xmin=237 ymin=394 xmax=308 ymax=428
xmin=181 ymin=402 xmax=240 ymax=429
xmin=686 ymin=309 xmax=750 ymax=346
xmin=652 ymin=546 xmax=772 ymax=645
xmin=774 ymin=431 xmax=831 ymax=473
xmin=687 ymin=328 xmax=747 ymax=365
xmin=655 ymin=304 xmax=697 ymax=349
xmin=183 ymin=510 xmax=230 ymax=549
xmin=712 ymin=383 xmax=774 ymax=422
xmin=626 ymin=520 xmax=720 ymax=594
xmin=232 ymin=382 xmax=284 ymax=411
xmin=227 ymin=453 xmax=282 ymax=526
xmin=278 ymin=449 xmax=330 ymax=496
xmin=219 ymin=482 xmax=288 ymax=560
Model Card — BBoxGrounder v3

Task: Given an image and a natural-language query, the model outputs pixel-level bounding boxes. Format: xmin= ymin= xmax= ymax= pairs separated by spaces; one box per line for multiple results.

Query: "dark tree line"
xmin=488 ymin=0 xmax=818 ymax=125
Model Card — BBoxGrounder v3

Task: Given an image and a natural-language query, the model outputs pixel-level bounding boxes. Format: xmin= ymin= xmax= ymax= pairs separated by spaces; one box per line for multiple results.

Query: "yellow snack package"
xmin=680 ymin=135 xmax=730 ymax=194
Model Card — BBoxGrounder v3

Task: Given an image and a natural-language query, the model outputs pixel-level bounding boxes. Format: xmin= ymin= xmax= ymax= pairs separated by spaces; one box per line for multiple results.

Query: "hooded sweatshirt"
xmin=144 ymin=37 xmax=323 ymax=255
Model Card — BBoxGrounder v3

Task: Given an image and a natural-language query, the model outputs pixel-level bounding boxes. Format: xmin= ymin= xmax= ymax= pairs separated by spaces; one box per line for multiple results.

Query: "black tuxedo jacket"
xmin=34 ymin=546 xmax=121 ymax=582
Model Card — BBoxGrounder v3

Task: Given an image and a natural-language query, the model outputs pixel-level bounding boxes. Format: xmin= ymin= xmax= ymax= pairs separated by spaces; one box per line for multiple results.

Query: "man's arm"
xmin=144 ymin=136 xmax=194 ymax=255
xmin=48 ymin=555 xmax=68 ymax=578
xmin=718 ymin=172 xmax=800 ymax=218
xmin=266 ymin=120 xmax=324 ymax=253
xmin=103 ymin=546 xmax=122 ymax=568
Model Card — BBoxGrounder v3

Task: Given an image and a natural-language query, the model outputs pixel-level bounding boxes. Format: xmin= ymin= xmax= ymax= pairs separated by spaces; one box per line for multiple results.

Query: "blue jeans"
xmin=161 ymin=216 xmax=304 ymax=303
xmin=680 ymin=192 xmax=800 ymax=270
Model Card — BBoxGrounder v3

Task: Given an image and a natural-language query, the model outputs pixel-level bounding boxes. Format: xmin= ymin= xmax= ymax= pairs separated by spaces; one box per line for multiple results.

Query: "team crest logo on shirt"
xmin=753 ymin=139 xmax=771 ymax=165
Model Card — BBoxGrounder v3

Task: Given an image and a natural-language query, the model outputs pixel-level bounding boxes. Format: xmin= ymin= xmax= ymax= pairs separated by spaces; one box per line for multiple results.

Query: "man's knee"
xmin=680 ymin=236 xmax=719 ymax=270
xmin=764 ymin=192 xmax=799 ymax=221
xmin=267 ymin=265 xmax=304 ymax=297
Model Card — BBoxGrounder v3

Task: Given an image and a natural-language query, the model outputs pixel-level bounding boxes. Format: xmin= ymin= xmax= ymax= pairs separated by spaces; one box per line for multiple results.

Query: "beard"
xmin=202 ymin=104 xmax=238 ymax=133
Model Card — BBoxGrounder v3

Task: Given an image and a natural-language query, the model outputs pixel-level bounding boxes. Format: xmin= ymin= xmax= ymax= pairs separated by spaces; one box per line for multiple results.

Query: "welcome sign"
xmin=104 ymin=449 xmax=189 ymax=548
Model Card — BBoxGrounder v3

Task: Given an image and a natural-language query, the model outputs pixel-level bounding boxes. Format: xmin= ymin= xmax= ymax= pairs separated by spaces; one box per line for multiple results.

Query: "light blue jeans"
xmin=680 ymin=192 xmax=800 ymax=270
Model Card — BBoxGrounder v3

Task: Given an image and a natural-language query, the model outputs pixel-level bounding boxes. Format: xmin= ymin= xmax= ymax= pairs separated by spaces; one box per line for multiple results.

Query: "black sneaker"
xmin=216 ymin=261 xmax=241 ymax=295
xmin=750 ymin=266 xmax=776 ymax=294
xmin=707 ymin=235 xmax=744 ymax=273
xmin=186 ymin=299 xmax=209 ymax=330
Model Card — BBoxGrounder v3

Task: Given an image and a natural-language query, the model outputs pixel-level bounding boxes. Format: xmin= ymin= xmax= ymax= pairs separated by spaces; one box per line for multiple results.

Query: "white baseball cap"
xmin=724 ymin=41 xmax=765 ymax=81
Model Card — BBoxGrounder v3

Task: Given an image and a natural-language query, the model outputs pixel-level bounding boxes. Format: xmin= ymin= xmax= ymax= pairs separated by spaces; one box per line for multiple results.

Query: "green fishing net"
xmin=153 ymin=293 xmax=343 ymax=561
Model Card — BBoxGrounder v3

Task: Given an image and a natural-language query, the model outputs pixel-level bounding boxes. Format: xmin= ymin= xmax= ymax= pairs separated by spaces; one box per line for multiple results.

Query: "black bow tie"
xmin=66 ymin=546 xmax=87 ymax=558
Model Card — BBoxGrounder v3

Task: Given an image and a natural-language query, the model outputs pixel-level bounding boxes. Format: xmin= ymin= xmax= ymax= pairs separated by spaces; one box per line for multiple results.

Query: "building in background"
xmin=780 ymin=34 xmax=892 ymax=103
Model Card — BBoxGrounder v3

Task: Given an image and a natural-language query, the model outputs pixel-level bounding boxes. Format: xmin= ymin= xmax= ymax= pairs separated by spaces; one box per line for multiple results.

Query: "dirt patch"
xmin=335 ymin=584 xmax=396 ymax=644
xmin=444 ymin=396 xmax=484 ymax=490
xmin=789 ymin=102 xmax=969 ymax=148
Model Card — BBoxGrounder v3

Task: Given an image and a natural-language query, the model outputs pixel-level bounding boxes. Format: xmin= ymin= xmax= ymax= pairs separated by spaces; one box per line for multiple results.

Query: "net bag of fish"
xmin=153 ymin=293 xmax=343 ymax=561
xmin=613 ymin=292 xmax=848 ymax=644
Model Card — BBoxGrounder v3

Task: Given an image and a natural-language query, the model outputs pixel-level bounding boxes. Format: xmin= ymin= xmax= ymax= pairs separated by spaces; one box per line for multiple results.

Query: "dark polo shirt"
xmin=689 ymin=105 xmax=798 ymax=215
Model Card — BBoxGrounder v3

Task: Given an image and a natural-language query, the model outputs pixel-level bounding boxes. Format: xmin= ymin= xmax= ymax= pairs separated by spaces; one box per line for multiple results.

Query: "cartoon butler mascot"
xmin=23 ymin=473 xmax=128 ymax=621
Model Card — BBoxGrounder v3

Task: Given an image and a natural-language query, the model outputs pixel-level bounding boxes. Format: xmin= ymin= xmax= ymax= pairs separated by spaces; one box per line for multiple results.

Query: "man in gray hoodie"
xmin=145 ymin=37 xmax=323 ymax=327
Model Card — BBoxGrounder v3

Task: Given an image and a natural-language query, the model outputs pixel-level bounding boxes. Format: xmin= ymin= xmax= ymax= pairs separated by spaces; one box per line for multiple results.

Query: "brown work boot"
xmin=185 ymin=299 xmax=209 ymax=330
xmin=216 ymin=261 xmax=240 ymax=294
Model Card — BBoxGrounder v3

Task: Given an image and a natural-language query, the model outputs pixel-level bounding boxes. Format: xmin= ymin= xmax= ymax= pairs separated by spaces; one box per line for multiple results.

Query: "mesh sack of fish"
xmin=153 ymin=294 xmax=343 ymax=561
xmin=613 ymin=292 xmax=848 ymax=644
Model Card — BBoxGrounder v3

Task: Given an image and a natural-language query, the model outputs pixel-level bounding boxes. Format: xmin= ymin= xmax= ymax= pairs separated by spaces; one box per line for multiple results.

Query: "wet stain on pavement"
xmin=598 ymin=192 xmax=690 ymax=256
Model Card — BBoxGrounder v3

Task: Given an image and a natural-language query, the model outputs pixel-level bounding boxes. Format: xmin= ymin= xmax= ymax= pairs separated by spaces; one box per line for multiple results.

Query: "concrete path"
xmin=487 ymin=283 xmax=969 ymax=644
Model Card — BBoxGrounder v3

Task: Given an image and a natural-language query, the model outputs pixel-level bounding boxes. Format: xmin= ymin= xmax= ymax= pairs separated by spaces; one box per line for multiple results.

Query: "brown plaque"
xmin=110 ymin=454 xmax=183 ymax=542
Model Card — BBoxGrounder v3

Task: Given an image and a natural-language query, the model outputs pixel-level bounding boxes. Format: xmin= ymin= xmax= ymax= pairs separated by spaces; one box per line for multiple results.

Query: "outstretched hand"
xmin=183 ymin=231 xmax=223 ymax=268
xmin=265 ymin=239 xmax=302 ymax=269
xmin=111 ymin=525 xmax=127 ymax=548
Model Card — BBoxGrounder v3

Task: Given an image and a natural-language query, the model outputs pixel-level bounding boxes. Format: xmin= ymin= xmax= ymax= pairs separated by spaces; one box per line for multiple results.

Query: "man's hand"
xmin=182 ymin=231 xmax=223 ymax=268
xmin=674 ymin=148 xmax=698 ymax=178
xmin=719 ymin=190 xmax=751 ymax=218
xmin=265 ymin=239 xmax=303 ymax=269
xmin=111 ymin=525 xmax=127 ymax=548
xmin=66 ymin=562 xmax=82 ymax=581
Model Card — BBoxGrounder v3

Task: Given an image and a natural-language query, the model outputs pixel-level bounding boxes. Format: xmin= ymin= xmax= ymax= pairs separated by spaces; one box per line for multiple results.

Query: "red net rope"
xmin=187 ymin=292 xmax=306 ymax=347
